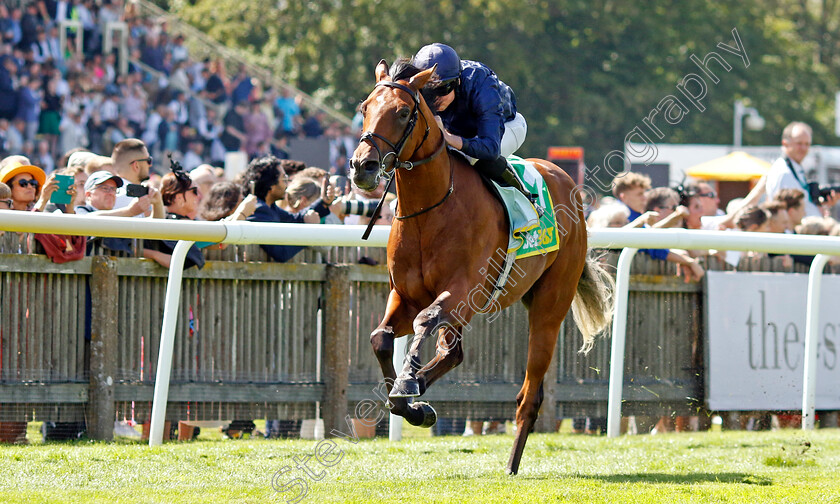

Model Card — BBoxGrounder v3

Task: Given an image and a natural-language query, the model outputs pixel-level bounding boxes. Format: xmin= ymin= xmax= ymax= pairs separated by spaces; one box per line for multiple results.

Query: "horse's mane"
xmin=389 ymin=58 xmax=425 ymax=82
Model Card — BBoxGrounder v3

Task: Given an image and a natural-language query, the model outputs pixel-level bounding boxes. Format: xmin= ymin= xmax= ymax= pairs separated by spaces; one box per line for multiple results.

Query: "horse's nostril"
xmin=363 ymin=160 xmax=379 ymax=173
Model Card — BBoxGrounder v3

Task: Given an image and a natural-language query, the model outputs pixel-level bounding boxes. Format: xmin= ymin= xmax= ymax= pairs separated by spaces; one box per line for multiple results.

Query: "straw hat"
xmin=0 ymin=160 xmax=46 ymax=187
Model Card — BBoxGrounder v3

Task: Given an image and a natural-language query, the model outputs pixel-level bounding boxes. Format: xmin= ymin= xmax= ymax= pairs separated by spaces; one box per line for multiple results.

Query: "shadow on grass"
xmin=574 ymin=473 xmax=772 ymax=486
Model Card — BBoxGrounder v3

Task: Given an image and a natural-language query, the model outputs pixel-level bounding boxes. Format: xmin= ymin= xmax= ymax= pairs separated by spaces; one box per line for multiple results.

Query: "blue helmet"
xmin=413 ymin=43 xmax=461 ymax=82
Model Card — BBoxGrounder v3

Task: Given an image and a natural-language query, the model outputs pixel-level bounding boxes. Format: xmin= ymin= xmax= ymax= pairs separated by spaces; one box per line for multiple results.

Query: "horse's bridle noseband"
xmin=358 ymin=81 xmax=445 ymax=179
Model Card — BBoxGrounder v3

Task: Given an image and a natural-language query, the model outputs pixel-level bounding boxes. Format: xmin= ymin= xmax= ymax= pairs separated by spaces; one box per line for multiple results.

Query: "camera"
xmin=125 ymin=183 xmax=149 ymax=197
xmin=807 ymin=182 xmax=840 ymax=204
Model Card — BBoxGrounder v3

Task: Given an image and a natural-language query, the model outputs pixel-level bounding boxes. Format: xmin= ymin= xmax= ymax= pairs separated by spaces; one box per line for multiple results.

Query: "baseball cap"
xmin=85 ymin=170 xmax=124 ymax=192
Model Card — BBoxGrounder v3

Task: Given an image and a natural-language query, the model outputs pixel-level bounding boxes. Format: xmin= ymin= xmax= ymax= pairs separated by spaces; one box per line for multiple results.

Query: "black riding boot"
xmin=475 ymin=156 xmax=538 ymax=205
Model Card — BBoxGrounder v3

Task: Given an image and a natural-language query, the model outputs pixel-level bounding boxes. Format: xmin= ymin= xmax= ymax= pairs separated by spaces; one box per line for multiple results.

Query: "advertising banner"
xmin=706 ymin=271 xmax=840 ymax=410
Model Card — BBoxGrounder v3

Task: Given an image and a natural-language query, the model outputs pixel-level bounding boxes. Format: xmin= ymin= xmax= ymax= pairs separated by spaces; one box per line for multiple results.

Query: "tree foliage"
xmin=172 ymin=0 xmax=840 ymax=180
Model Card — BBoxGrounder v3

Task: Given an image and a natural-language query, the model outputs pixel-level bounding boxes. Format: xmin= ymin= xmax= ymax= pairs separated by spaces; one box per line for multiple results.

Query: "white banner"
xmin=706 ymin=271 xmax=840 ymax=410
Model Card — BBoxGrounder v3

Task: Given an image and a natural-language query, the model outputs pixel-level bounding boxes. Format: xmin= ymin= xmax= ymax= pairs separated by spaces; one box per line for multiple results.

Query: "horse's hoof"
xmin=413 ymin=401 xmax=437 ymax=428
xmin=389 ymin=376 xmax=420 ymax=398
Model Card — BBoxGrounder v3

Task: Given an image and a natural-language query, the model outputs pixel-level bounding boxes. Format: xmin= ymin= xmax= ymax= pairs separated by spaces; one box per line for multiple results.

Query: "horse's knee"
xmin=370 ymin=327 xmax=394 ymax=358
xmin=413 ymin=304 xmax=444 ymax=334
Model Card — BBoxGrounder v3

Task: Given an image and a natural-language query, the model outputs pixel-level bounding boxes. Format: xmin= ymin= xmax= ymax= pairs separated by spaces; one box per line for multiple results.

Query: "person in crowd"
xmin=242 ymin=155 xmax=336 ymax=262
xmin=734 ymin=205 xmax=771 ymax=233
xmin=75 ymin=170 xmax=147 ymax=219
xmin=84 ymin=155 xmax=114 ymax=175
xmin=275 ymin=87 xmax=301 ymax=136
xmin=0 ymin=159 xmax=45 ymax=211
xmin=586 ymin=203 xmax=629 ymax=228
xmin=773 ymin=188 xmax=808 ymax=230
xmin=58 ymin=106 xmax=88 ymax=157
xmin=38 ymin=76 xmax=62 ymax=157
xmin=15 ymin=73 xmax=40 ymax=143
xmin=199 ymin=181 xmax=257 ymax=222
xmin=762 ymin=201 xmax=791 ymax=234
xmin=0 ymin=180 xmax=10 ymax=210
xmin=766 ymin=121 xmax=837 ymax=218
xmin=110 ymin=138 xmax=164 ymax=218
xmin=220 ymin=100 xmax=247 ymax=154
xmin=32 ymin=170 xmax=77 ymax=214
xmin=181 ymin=138 xmax=204 ymax=172
xmin=644 ymin=187 xmax=688 ymax=228
xmin=245 ymin=99 xmax=271 ymax=156
xmin=189 ymin=164 xmax=219 ymax=198
xmin=142 ymin=169 xmax=205 ymax=270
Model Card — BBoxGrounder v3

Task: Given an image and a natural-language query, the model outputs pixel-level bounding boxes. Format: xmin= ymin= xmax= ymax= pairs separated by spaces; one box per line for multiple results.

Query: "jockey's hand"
xmin=434 ymin=116 xmax=463 ymax=150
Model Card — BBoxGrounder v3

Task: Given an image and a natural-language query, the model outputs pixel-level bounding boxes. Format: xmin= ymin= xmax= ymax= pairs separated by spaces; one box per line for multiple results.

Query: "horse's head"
xmin=350 ymin=59 xmax=437 ymax=191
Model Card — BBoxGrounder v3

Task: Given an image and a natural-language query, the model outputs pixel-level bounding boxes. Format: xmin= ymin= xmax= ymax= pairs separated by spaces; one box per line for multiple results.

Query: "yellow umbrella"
xmin=686 ymin=151 xmax=772 ymax=181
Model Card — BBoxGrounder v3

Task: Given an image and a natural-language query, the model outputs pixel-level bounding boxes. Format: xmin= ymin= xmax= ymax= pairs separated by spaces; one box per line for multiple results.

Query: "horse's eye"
xmin=398 ymin=107 xmax=410 ymax=120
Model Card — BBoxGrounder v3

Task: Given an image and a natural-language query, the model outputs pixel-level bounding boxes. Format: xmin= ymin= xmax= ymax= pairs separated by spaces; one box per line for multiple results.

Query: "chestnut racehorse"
xmin=350 ymin=60 xmax=614 ymax=475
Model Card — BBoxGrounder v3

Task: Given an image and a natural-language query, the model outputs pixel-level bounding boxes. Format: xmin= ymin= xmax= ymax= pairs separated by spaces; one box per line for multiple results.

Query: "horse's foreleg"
xmin=369 ymin=290 xmax=430 ymax=426
xmin=391 ymin=292 xmax=463 ymax=398
xmin=415 ymin=326 xmax=464 ymax=393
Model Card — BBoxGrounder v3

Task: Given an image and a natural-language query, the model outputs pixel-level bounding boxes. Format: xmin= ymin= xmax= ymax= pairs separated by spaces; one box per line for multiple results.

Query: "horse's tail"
xmin=571 ymin=253 xmax=615 ymax=354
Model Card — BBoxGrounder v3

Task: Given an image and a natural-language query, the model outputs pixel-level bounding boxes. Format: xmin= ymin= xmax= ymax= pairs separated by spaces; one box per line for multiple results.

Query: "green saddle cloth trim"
xmin=495 ymin=156 xmax=560 ymax=259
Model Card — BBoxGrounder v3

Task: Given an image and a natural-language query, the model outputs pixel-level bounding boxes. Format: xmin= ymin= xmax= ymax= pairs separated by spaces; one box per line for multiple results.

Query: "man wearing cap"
xmin=411 ymin=43 xmax=531 ymax=202
xmin=75 ymin=170 xmax=147 ymax=216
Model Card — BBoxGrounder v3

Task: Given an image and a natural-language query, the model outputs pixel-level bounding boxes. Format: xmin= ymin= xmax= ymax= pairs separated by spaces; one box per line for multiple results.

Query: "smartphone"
xmin=126 ymin=183 xmax=149 ymax=197
xmin=50 ymin=174 xmax=75 ymax=205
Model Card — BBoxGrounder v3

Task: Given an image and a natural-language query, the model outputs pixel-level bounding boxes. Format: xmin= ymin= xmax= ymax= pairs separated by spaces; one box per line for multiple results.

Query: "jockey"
xmin=412 ymin=43 xmax=534 ymax=204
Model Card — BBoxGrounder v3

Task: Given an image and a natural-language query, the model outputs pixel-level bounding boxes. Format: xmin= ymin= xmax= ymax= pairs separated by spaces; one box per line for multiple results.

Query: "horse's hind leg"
xmin=507 ymin=272 xmax=579 ymax=475
xmin=369 ymin=289 xmax=432 ymax=427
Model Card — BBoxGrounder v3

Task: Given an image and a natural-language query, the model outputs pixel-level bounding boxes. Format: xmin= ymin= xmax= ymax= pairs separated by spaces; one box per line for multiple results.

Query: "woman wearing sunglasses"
xmin=0 ymin=160 xmax=47 ymax=211
xmin=412 ymin=43 xmax=532 ymax=202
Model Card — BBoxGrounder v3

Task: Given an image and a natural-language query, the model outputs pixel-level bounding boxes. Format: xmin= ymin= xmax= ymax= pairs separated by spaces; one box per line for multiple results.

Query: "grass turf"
xmin=1 ymin=422 xmax=838 ymax=503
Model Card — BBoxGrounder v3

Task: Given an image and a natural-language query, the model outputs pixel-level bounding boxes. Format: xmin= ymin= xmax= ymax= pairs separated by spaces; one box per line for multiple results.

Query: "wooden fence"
xmin=1 ymin=237 xmax=834 ymax=439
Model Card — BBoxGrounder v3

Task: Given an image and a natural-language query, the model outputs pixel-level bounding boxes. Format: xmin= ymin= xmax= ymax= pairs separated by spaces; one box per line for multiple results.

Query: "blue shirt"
xmin=438 ymin=60 xmax=516 ymax=161
xmin=627 ymin=207 xmax=669 ymax=261
xmin=247 ymin=198 xmax=331 ymax=262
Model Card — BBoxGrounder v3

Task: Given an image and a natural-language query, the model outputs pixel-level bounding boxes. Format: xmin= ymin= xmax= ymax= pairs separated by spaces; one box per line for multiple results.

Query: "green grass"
xmin=1 ymin=422 xmax=840 ymax=503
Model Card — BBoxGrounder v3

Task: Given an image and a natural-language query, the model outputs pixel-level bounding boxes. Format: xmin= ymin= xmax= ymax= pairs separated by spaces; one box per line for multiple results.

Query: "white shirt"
xmin=766 ymin=156 xmax=821 ymax=217
xmin=114 ymin=177 xmax=148 ymax=218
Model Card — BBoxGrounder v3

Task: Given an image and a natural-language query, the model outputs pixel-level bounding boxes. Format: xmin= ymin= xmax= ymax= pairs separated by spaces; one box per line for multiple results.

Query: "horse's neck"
xmin=393 ymin=144 xmax=453 ymax=217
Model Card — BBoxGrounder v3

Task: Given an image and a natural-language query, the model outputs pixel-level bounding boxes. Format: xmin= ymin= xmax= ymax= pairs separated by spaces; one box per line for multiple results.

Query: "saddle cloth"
xmin=491 ymin=156 xmax=560 ymax=259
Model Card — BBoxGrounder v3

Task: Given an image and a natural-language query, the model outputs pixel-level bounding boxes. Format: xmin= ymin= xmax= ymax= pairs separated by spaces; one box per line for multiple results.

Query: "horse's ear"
xmin=408 ymin=64 xmax=436 ymax=91
xmin=375 ymin=59 xmax=389 ymax=82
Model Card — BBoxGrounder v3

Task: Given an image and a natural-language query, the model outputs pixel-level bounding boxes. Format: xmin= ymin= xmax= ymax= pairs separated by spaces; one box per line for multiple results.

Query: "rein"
xmin=359 ymin=79 xmax=450 ymax=239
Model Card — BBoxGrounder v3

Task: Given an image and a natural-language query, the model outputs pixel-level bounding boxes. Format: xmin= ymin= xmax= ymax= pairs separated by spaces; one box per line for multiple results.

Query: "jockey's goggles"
xmin=428 ymin=79 xmax=458 ymax=96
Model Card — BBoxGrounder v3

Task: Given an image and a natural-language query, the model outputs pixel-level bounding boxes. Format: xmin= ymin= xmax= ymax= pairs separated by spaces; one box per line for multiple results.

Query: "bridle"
xmin=357 ymin=79 xmax=451 ymax=239
xmin=358 ymin=80 xmax=445 ymax=179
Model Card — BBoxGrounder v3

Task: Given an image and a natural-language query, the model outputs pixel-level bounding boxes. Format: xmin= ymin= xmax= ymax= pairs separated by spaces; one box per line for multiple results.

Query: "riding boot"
xmin=499 ymin=164 xmax=539 ymax=206
xmin=474 ymin=156 xmax=539 ymax=206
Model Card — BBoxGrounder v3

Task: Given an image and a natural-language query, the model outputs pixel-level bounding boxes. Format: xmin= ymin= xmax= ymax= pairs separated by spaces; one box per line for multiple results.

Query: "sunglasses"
xmin=0 ymin=198 xmax=12 ymax=208
xmin=428 ymin=79 xmax=458 ymax=97
xmin=697 ymin=191 xmax=717 ymax=199
xmin=16 ymin=178 xmax=39 ymax=188
xmin=133 ymin=156 xmax=153 ymax=165
xmin=93 ymin=185 xmax=117 ymax=194
xmin=656 ymin=205 xmax=677 ymax=211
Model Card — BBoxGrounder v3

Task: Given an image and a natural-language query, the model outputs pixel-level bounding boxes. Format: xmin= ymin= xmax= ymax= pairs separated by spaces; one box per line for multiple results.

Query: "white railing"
xmin=2 ymin=212 xmax=840 ymax=441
